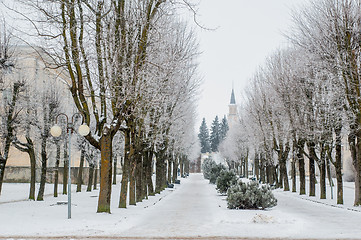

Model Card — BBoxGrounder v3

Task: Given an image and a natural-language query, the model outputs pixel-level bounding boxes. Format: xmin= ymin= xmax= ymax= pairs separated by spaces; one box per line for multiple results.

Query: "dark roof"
xmin=230 ymin=88 xmax=236 ymax=104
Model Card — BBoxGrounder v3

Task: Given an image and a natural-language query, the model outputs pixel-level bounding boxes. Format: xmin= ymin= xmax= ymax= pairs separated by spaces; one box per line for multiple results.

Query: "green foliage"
xmin=210 ymin=116 xmax=220 ymax=152
xmin=202 ymin=158 xmax=217 ymax=180
xmin=220 ymin=115 xmax=229 ymax=141
xmin=202 ymin=158 xmax=226 ymax=184
xmin=216 ymin=170 xmax=238 ymax=194
xmin=227 ymin=181 xmax=277 ymax=210
xmin=198 ymin=118 xmax=211 ymax=153
xmin=209 ymin=163 xmax=226 ymax=184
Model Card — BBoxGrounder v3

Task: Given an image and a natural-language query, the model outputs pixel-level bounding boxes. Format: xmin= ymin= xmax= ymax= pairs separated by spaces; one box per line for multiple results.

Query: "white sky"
xmin=195 ymin=0 xmax=303 ymax=128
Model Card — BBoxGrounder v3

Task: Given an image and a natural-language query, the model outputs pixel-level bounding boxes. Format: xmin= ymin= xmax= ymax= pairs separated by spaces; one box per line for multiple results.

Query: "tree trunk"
xmin=259 ymin=156 xmax=265 ymax=183
xmin=97 ymin=131 xmax=113 ymax=213
xmin=26 ymin=138 xmax=36 ymax=200
xmin=155 ymin=150 xmax=166 ymax=193
xmin=319 ymin=152 xmax=326 ymax=199
xmin=0 ymin=158 xmax=6 ymax=195
xmin=172 ymin=157 xmax=178 ymax=183
xmin=129 ymin=138 xmax=136 ymax=205
xmin=184 ymin=158 xmax=190 ymax=175
xmin=77 ymin=149 xmax=85 ymax=192
xmin=254 ymin=153 xmax=259 ymax=180
xmin=266 ymin=165 xmax=272 ymax=184
xmin=93 ymin=161 xmax=98 ymax=190
xmin=167 ymin=159 xmax=172 ymax=184
xmin=273 ymin=166 xmax=278 ymax=187
xmin=87 ymin=164 xmax=94 ymax=192
xmin=37 ymin=137 xmax=47 ymax=201
xmin=180 ymin=156 xmax=184 ymax=178
xmin=129 ymin=159 xmax=136 ymax=205
xmin=245 ymin=151 xmax=249 ymax=178
xmin=54 ymin=142 xmax=60 ymax=197
xmin=354 ymin=128 xmax=361 ymax=205
xmin=292 ymin=157 xmax=296 ymax=193
xmin=335 ymin=126 xmax=343 ymax=204
xmin=142 ymin=155 xmax=148 ymax=200
xmin=278 ymin=163 xmax=284 ymax=189
xmin=119 ymin=130 xmax=130 ymax=208
xmin=146 ymin=150 xmax=155 ymax=196
xmin=135 ymin=152 xmax=143 ymax=203
xmin=307 ymin=141 xmax=316 ymax=197
xmin=297 ymin=139 xmax=306 ymax=195
xmin=282 ymin=161 xmax=290 ymax=191
xmin=63 ymin=144 xmax=68 ymax=195
xmin=326 ymin=151 xmax=334 ymax=200
xmin=113 ymin=154 xmax=117 ymax=185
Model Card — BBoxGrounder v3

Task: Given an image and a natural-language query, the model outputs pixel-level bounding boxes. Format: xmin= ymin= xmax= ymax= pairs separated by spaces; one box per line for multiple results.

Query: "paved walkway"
xmin=120 ymin=173 xmax=220 ymax=238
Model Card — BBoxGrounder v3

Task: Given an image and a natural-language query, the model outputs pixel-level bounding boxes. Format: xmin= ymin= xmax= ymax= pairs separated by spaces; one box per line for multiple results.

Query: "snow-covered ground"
xmin=1 ymin=174 xmax=361 ymax=239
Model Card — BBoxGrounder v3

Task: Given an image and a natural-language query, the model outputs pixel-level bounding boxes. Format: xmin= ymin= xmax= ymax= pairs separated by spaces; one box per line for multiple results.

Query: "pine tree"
xmin=220 ymin=115 xmax=229 ymax=141
xmin=210 ymin=116 xmax=221 ymax=152
xmin=198 ymin=118 xmax=211 ymax=153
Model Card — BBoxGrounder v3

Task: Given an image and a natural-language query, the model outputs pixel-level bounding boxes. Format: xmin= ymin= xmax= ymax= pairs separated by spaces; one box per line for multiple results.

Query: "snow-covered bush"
xmin=216 ymin=170 xmax=238 ymax=194
xmin=202 ymin=158 xmax=217 ymax=180
xmin=209 ymin=163 xmax=227 ymax=184
xmin=227 ymin=181 xmax=277 ymax=210
xmin=202 ymin=158 xmax=227 ymax=184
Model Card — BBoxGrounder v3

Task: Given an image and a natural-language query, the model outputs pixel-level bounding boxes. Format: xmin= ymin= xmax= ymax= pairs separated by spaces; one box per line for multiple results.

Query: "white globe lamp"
xmin=50 ymin=125 xmax=62 ymax=137
xmin=78 ymin=124 xmax=90 ymax=136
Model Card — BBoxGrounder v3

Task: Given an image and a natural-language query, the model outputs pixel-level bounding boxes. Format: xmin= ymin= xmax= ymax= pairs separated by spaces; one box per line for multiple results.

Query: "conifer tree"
xmin=220 ymin=115 xmax=229 ymax=141
xmin=210 ymin=116 xmax=221 ymax=152
xmin=198 ymin=118 xmax=211 ymax=153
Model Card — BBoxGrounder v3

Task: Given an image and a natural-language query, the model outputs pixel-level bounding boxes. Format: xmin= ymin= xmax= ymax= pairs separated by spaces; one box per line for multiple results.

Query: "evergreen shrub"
xmin=216 ymin=170 xmax=238 ymax=194
xmin=202 ymin=158 xmax=217 ymax=180
xmin=202 ymin=158 xmax=227 ymax=184
xmin=209 ymin=163 xmax=227 ymax=184
xmin=227 ymin=181 xmax=277 ymax=210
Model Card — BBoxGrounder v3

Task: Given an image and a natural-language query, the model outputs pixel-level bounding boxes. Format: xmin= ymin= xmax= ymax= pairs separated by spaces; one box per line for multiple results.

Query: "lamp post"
xmin=50 ymin=113 xmax=90 ymax=219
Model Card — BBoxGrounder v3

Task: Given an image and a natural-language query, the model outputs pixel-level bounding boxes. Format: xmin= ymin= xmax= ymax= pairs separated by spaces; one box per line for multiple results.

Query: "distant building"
xmin=227 ymin=88 xmax=238 ymax=128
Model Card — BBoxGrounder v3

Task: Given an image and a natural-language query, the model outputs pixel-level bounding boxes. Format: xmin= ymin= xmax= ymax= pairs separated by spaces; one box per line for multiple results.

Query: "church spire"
xmin=230 ymin=88 xmax=236 ymax=105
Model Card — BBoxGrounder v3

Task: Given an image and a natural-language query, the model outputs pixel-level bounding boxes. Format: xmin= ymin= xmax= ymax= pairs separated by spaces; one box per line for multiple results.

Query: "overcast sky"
xmin=195 ymin=0 xmax=304 ymax=129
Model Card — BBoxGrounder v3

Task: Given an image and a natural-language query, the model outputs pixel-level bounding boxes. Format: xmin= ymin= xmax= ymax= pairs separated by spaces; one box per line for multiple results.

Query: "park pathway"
xmin=119 ymin=173 xmax=222 ymax=238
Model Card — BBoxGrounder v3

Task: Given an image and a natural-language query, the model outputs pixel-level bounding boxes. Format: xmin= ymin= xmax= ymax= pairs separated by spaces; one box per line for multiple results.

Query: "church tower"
xmin=228 ymin=88 xmax=238 ymax=128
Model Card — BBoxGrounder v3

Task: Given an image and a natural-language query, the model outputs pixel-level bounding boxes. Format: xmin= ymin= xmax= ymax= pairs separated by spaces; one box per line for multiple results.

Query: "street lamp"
xmin=50 ymin=113 xmax=90 ymax=219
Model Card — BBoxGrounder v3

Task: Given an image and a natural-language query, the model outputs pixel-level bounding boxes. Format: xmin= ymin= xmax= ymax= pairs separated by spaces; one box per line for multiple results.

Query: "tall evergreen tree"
xmin=210 ymin=116 xmax=221 ymax=152
xmin=198 ymin=118 xmax=211 ymax=153
xmin=220 ymin=115 xmax=229 ymax=141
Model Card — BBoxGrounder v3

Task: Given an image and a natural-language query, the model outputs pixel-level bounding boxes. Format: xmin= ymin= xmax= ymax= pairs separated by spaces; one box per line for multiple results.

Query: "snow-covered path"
xmin=1 ymin=173 xmax=361 ymax=239
xmin=119 ymin=173 xmax=219 ymax=237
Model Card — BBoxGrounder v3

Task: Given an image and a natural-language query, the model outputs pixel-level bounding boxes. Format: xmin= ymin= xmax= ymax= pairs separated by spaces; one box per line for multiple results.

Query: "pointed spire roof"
xmin=230 ymin=88 xmax=236 ymax=104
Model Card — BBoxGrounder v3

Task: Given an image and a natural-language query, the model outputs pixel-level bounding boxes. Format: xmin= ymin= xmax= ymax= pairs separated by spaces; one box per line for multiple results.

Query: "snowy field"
xmin=1 ymin=174 xmax=361 ymax=240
